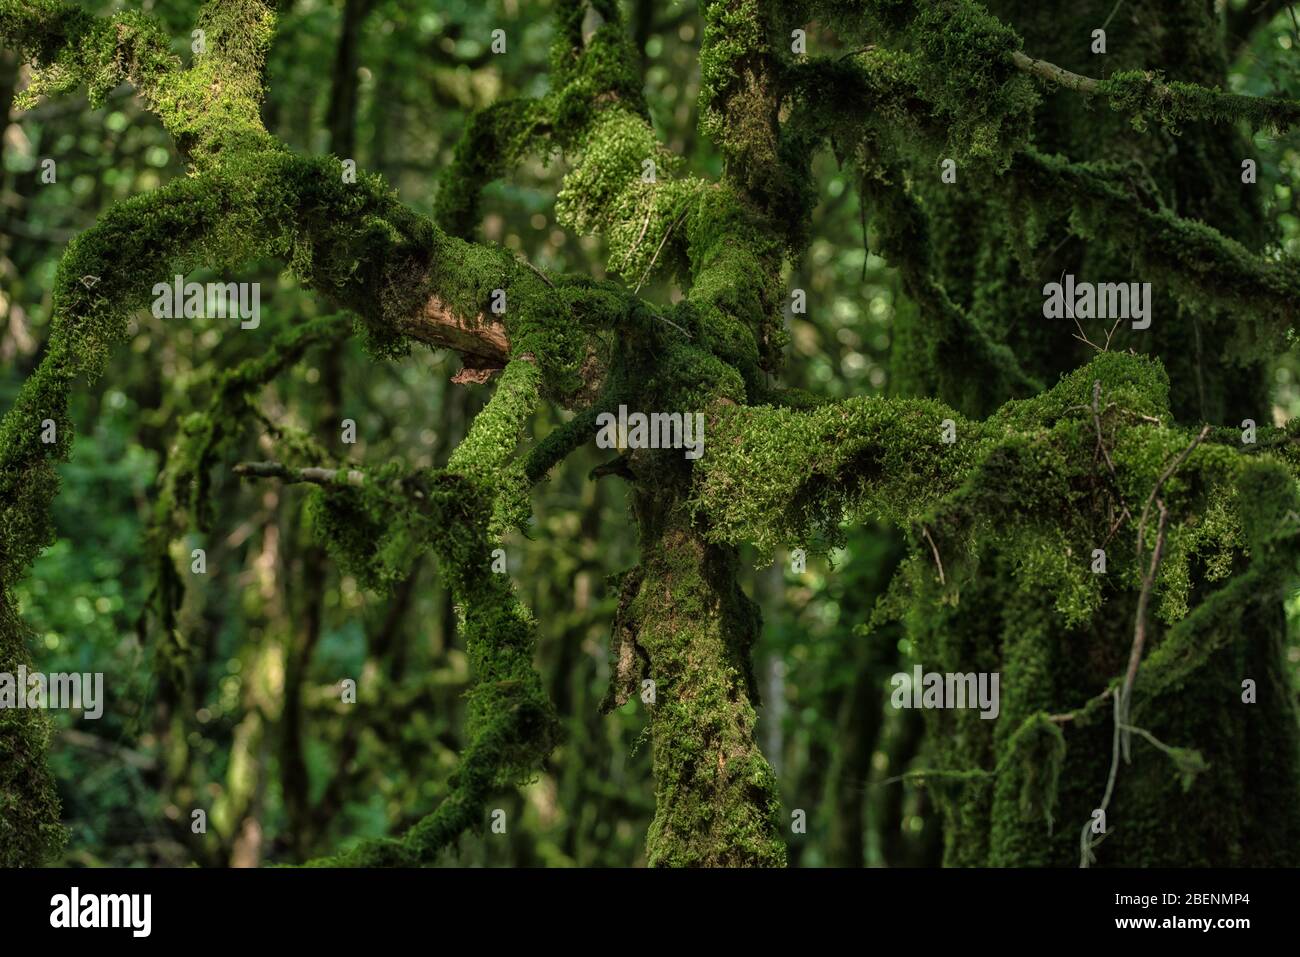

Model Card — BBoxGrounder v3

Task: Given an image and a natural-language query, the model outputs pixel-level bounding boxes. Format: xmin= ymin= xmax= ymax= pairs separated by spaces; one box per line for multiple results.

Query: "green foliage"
xmin=3 ymin=0 xmax=1300 ymax=871
xmin=2 ymin=0 xmax=177 ymax=111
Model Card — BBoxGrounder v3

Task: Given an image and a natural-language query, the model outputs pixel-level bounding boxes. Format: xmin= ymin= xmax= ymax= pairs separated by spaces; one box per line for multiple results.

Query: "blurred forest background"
xmin=3 ymin=0 xmax=1300 ymax=867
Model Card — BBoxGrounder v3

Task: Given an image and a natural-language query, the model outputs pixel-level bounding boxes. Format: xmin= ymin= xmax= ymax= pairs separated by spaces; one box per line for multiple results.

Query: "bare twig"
xmin=1102 ymin=318 xmax=1121 ymax=351
xmin=1048 ymin=685 xmax=1114 ymax=724
xmin=1080 ymin=692 xmax=1124 ymax=867
xmin=518 ymin=256 xmax=555 ymax=288
xmin=651 ymin=312 xmax=694 ymax=339
xmin=1135 ymin=425 xmax=1210 ymax=559
xmin=1119 ymin=721 xmax=1183 ymax=759
xmin=620 ymin=203 xmax=655 ymax=273
xmin=1078 ymin=426 xmax=1206 ymax=866
xmin=1011 ymin=51 xmax=1100 ymax=94
xmin=1119 ymin=501 xmax=1168 ymax=761
xmin=1071 ymin=318 xmax=1098 ymax=352
xmin=1073 ymin=318 xmax=1122 ymax=353
xmin=1103 ymin=508 xmax=1128 ymax=545
xmin=1120 ymin=409 xmax=1163 ymax=425
xmin=1092 ymin=380 xmax=1115 ymax=472
xmin=634 ymin=211 xmax=686 ymax=294
xmin=234 ymin=461 xmax=366 ymax=487
xmin=921 ymin=526 xmax=946 ymax=585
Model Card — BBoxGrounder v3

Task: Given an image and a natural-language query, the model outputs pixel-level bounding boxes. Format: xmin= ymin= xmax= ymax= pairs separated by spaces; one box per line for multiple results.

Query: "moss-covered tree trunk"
xmin=893 ymin=0 xmax=1300 ymax=866
xmin=4 ymin=0 xmax=1300 ymax=871
xmin=629 ymin=487 xmax=786 ymax=866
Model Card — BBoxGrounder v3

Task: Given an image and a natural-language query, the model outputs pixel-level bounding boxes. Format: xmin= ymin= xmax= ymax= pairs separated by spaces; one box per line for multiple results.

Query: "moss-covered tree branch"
xmin=1010 ymin=50 xmax=1300 ymax=134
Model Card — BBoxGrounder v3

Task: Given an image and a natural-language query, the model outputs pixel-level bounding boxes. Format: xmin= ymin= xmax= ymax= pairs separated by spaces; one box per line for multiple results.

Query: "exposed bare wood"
xmin=401 ymin=294 xmax=511 ymax=366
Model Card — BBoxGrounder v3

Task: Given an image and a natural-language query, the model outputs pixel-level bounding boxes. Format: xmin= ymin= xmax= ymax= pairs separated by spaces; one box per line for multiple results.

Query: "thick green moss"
xmin=1099 ymin=69 xmax=1300 ymax=135
xmin=629 ymin=491 xmax=786 ymax=867
xmin=695 ymin=346 xmax=1300 ymax=865
xmin=3 ymin=0 xmax=276 ymax=165
xmin=0 ymin=594 xmax=67 ymax=866
xmin=2 ymin=0 xmax=177 ymax=111
xmin=6 ymin=0 xmax=1300 ymax=871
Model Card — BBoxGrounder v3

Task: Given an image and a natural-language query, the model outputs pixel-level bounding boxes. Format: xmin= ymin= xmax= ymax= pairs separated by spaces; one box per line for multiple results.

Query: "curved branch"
xmin=3 ymin=0 xmax=277 ymax=165
xmin=1011 ymin=49 xmax=1300 ymax=132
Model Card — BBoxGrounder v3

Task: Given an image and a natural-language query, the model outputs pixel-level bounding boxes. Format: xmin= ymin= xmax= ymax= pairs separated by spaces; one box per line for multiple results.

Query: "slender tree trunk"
xmin=630 ymin=483 xmax=785 ymax=866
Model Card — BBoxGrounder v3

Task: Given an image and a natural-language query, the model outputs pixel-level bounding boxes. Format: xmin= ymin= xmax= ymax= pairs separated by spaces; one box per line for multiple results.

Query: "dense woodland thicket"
xmin=2 ymin=0 xmax=1300 ymax=868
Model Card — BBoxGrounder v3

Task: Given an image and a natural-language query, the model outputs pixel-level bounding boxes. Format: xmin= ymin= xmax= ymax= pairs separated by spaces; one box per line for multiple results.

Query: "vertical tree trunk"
xmin=630 ymin=482 xmax=786 ymax=866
